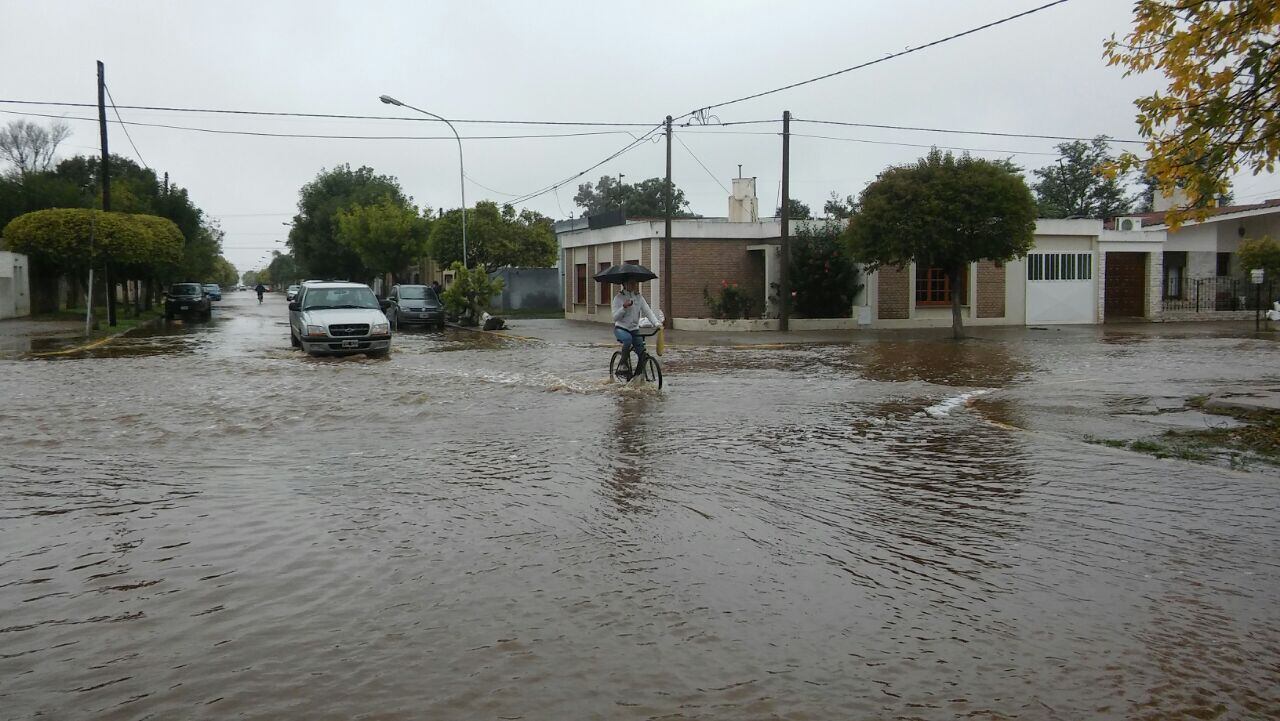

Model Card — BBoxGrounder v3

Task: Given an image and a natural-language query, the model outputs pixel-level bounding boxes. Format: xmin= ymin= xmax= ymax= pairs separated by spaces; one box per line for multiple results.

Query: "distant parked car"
xmin=385 ymin=284 xmax=445 ymax=330
xmin=286 ymin=284 xmax=301 ymax=301
xmin=165 ymin=283 xmax=212 ymax=321
xmin=288 ymin=281 xmax=392 ymax=357
xmin=202 ymin=283 xmax=222 ymax=301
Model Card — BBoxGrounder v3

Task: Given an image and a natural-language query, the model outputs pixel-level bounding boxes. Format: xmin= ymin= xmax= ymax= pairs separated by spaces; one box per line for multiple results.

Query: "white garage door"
xmin=1025 ymin=252 xmax=1096 ymax=325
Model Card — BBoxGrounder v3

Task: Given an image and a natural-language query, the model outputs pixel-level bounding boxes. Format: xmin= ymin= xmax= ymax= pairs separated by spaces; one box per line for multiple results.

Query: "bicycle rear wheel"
xmin=609 ymin=351 xmax=631 ymax=382
xmin=641 ymin=356 xmax=663 ymax=389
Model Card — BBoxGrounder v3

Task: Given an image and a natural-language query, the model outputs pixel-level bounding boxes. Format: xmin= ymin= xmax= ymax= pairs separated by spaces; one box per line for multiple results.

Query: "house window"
xmin=1163 ymin=251 xmax=1187 ymax=299
xmin=1217 ymin=252 xmax=1231 ymax=277
xmin=574 ymin=264 xmax=587 ymax=304
xmin=598 ymin=262 xmax=612 ymax=304
xmin=915 ymin=266 xmax=966 ymax=306
xmin=1027 ymin=253 xmax=1092 ymax=281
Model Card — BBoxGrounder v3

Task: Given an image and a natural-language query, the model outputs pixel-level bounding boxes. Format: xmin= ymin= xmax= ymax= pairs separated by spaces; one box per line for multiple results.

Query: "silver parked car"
xmin=288 ymin=282 xmax=392 ymax=357
xmin=385 ymin=284 xmax=445 ymax=330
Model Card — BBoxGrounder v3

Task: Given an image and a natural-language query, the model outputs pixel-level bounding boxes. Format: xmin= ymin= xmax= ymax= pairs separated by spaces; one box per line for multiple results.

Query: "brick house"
xmin=555 ymin=178 xmax=1278 ymax=330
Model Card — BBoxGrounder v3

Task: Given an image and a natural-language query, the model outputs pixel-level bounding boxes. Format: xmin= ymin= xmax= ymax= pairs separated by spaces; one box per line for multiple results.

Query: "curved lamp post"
xmin=379 ymin=94 xmax=467 ymax=270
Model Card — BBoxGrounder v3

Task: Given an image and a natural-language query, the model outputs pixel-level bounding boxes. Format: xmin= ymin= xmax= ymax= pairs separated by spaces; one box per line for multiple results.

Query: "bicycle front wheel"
xmin=641 ymin=356 xmax=663 ymax=389
xmin=609 ymin=351 xmax=630 ymax=382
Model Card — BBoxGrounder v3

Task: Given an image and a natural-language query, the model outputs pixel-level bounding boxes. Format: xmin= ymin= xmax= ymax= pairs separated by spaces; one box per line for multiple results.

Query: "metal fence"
xmin=1162 ymin=276 xmax=1276 ymax=312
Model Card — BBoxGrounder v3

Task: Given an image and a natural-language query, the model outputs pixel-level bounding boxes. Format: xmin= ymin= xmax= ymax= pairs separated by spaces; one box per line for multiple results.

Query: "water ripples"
xmin=1 ymin=301 xmax=1278 ymax=719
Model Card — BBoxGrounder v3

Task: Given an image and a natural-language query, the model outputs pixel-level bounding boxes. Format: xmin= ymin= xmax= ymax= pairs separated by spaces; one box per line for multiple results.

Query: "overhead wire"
xmin=795 ymin=118 xmax=1144 ymax=145
xmin=0 ymin=99 xmax=656 ymax=127
xmin=0 ymin=109 xmax=644 ymax=141
xmin=673 ymin=132 xmax=730 ymax=194
xmin=104 ymin=84 xmax=148 ymax=169
xmin=675 ymin=0 xmax=1072 ymax=121
xmin=503 ymin=123 xmax=667 ymax=206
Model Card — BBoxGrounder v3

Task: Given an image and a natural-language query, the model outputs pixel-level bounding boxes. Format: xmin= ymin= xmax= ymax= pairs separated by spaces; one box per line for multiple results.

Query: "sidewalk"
xmin=488 ymin=317 xmax=1279 ymax=348
xmin=0 ymin=317 xmax=89 ymax=355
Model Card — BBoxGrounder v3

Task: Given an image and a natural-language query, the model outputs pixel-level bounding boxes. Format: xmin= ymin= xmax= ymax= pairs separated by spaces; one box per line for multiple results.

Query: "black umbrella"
xmin=593 ymin=263 xmax=658 ymax=284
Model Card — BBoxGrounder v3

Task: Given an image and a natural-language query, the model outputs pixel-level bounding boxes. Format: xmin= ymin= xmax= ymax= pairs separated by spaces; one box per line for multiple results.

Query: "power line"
xmin=504 ymin=123 xmax=666 ymax=206
xmin=0 ymin=109 xmax=643 ymax=141
xmin=674 ymin=132 xmax=729 ymax=194
xmin=796 ymin=118 xmax=1144 ymax=145
xmin=0 ymin=98 xmax=656 ymax=127
xmin=791 ymin=133 xmax=1059 ymax=156
xmin=104 ymin=84 xmax=148 ymax=169
xmin=677 ymin=0 xmax=1073 ymax=120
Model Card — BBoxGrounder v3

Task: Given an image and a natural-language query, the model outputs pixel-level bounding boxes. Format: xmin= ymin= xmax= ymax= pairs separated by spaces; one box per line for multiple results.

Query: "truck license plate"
xmin=341 ymin=339 xmax=359 ymax=348
xmin=180 ymin=305 xmax=188 ymax=310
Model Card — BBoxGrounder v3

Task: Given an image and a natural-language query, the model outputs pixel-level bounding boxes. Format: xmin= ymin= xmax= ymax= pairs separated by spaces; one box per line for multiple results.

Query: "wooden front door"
xmin=1105 ymin=252 xmax=1147 ymax=319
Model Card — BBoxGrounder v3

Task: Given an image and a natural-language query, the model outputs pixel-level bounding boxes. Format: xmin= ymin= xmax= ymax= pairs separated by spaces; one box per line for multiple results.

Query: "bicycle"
xmin=609 ymin=325 xmax=663 ymax=389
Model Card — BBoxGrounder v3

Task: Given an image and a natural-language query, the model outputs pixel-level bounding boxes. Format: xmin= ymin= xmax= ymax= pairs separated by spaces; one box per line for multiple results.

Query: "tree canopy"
xmin=2 ymin=208 xmax=183 ymax=279
xmin=845 ymin=149 xmax=1037 ymax=338
xmin=0 ymin=120 xmax=71 ymax=176
xmin=336 ymin=197 xmax=430 ymax=282
xmin=1238 ymin=236 xmax=1280 ymax=280
xmin=288 ymin=164 xmax=413 ymax=280
xmin=1104 ymin=1 xmax=1279 ymax=225
xmin=790 ymin=221 xmax=861 ymax=318
xmin=1033 ymin=136 xmax=1132 ymax=219
xmin=775 ymin=198 xmax=811 ymax=219
xmin=572 ymin=175 xmax=695 ymax=218
xmin=429 ymin=200 xmax=557 ymax=271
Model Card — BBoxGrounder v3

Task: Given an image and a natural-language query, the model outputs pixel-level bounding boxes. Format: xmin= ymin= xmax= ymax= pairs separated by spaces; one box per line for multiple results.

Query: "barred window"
xmin=1028 ymin=253 xmax=1092 ymax=281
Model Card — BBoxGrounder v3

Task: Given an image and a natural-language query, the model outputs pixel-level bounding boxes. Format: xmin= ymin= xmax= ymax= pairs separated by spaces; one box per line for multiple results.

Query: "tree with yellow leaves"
xmin=1104 ymin=1 xmax=1279 ymax=226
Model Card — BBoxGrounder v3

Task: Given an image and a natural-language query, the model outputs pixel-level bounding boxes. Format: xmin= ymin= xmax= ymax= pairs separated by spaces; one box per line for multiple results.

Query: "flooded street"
xmin=2 ymin=293 xmax=1278 ymax=720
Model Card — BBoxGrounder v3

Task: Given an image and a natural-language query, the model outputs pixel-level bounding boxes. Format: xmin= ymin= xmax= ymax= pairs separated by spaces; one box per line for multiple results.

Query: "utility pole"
xmin=663 ymin=115 xmax=673 ymax=329
xmin=779 ymin=110 xmax=791 ymax=332
xmin=97 ymin=60 xmax=116 ymax=327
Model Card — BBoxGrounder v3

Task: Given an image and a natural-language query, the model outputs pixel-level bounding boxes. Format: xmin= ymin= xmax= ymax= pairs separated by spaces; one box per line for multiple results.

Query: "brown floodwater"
xmin=1 ymin=294 xmax=1278 ymax=720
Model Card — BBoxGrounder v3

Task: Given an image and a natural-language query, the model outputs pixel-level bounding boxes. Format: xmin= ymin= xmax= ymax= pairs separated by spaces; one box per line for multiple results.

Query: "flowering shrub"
xmin=703 ymin=279 xmax=755 ymax=319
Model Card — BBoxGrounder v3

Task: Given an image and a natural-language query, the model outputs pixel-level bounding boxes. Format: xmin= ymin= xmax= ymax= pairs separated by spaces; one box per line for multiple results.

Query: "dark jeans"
xmin=614 ymin=326 xmax=647 ymax=369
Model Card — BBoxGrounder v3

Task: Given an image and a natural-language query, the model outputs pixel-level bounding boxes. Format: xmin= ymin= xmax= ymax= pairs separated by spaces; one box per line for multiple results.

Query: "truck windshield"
xmin=303 ymin=287 xmax=379 ymax=310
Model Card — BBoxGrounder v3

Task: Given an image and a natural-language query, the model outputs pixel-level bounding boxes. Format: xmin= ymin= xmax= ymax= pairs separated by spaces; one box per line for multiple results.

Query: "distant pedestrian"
xmin=431 ymin=280 xmax=442 ymax=296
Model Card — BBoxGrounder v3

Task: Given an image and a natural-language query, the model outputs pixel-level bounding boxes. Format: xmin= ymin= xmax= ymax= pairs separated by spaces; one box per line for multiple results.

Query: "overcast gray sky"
xmin=3 ymin=0 xmax=1277 ymax=274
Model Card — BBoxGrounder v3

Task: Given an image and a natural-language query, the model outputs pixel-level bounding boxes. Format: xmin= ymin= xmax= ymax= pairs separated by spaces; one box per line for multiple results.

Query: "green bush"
xmin=440 ymin=261 xmax=504 ymax=326
xmin=703 ymin=280 xmax=755 ymax=319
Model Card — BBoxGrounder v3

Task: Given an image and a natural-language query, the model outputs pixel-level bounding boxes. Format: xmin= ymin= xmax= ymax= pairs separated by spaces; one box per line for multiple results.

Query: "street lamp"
xmin=379 ymin=94 xmax=467 ymax=269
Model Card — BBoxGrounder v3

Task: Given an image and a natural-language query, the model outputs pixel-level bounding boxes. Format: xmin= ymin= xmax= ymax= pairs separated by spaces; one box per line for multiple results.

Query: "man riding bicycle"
xmin=254 ymin=283 xmax=266 ymax=303
xmin=612 ymin=279 xmax=661 ymax=378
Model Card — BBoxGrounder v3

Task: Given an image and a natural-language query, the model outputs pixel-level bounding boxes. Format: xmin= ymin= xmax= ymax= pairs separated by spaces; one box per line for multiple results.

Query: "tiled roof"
xmin=1105 ymin=198 xmax=1280 ymax=229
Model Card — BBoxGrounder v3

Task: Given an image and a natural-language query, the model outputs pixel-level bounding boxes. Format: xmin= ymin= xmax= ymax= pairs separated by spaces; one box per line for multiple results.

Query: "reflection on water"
xmin=1 ymin=297 xmax=1278 ymax=720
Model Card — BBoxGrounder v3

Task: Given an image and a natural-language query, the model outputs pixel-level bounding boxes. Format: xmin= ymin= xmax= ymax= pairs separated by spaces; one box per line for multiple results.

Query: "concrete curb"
xmin=28 ymin=315 xmax=164 ymax=357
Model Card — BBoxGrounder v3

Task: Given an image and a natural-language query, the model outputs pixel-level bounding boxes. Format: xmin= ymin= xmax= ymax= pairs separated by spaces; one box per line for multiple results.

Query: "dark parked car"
xmin=202 ymin=283 xmax=222 ymax=301
xmin=386 ymin=284 xmax=445 ymax=330
xmin=165 ymin=282 xmax=212 ymax=321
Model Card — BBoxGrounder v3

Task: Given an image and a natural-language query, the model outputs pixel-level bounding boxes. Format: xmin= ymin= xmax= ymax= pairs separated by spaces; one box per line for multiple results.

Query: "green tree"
xmin=430 ymin=201 xmax=557 ymax=271
xmin=1239 ymin=236 xmax=1280 ymax=280
xmin=1104 ymin=1 xmax=1279 ymax=226
xmin=288 ymin=164 xmax=412 ymax=281
xmin=790 ymin=221 xmax=862 ymax=318
xmin=775 ymin=198 xmax=811 ymax=219
xmin=2 ymin=208 xmax=184 ymax=311
xmin=336 ymin=197 xmax=429 ymax=282
xmin=266 ymin=251 xmax=300 ymax=286
xmin=822 ymin=192 xmax=857 ymax=219
xmin=572 ymin=175 xmax=695 ymax=217
xmin=1033 ymin=137 xmax=1131 ymax=219
xmin=845 ymin=149 xmax=1037 ymax=338
xmin=439 ymin=261 xmax=504 ymax=325
xmin=211 ymin=256 xmax=239 ymax=287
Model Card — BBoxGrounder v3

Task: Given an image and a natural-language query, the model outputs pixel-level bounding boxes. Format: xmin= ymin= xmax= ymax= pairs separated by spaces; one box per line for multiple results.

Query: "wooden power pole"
xmin=97 ymin=60 xmax=116 ymax=327
xmin=663 ymin=115 xmax=673 ymax=329
xmin=779 ymin=110 xmax=791 ymax=332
